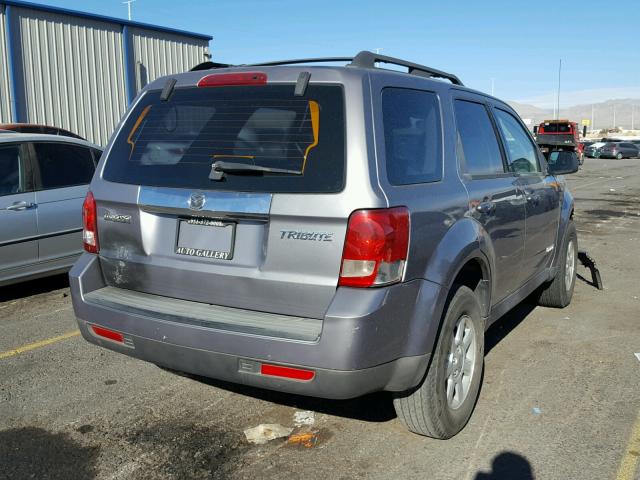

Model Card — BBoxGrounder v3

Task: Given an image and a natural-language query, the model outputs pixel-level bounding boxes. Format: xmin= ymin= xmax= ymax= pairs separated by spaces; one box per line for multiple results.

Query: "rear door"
xmin=453 ymin=97 xmax=526 ymax=303
xmin=31 ymin=141 xmax=96 ymax=263
xmin=492 ymin=107 xmax=561 ymax=281
xmin=97 ymin=82 xmax=349 ymax=319
xmin=0 ymin=143 xmax=38 ymax=276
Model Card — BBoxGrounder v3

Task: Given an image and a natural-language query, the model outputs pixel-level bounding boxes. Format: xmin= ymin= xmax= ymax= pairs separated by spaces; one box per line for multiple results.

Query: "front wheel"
xmin=616 ymin=153 xmax=623 ymax=159
xmin=393 ymin=285 xmax=484 ymax=438
xmin=536 ymin=221 xmax=577 ymax=308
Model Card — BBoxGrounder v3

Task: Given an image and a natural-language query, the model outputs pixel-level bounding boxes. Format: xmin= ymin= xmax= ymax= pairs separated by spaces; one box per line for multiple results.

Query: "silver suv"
xmin=70 ymin=51 xmax=579 ymax=438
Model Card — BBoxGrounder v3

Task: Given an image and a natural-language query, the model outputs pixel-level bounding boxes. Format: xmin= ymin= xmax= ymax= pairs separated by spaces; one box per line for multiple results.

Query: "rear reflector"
xmin=91 ymin=325 xmax=124 ymax=343
xmin=197 ymin=72 xmax=267 ymax=88
xmin=260 ymin=364 xmax=315 ymax=381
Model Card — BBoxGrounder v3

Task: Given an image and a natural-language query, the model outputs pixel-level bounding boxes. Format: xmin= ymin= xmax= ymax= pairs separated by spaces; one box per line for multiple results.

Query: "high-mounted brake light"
xmin=260 ymin=364 xmax=315 ymax=381
xmin=197 ymin=72 xmax=267 ymax=88
xmin=82 ymin=191 xmax=99 ymax=254
xmin=339 ymin=207 xmax=410 ymax=288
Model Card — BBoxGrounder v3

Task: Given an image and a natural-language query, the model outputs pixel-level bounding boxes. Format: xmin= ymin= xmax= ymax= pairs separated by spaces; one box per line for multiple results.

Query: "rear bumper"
xmin=70 ymin=254 xmax=442 ymax=399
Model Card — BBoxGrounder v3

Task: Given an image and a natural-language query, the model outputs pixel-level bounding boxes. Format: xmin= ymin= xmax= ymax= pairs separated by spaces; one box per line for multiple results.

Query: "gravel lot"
xmin=1 ymin=158 xmax=639 ymax=480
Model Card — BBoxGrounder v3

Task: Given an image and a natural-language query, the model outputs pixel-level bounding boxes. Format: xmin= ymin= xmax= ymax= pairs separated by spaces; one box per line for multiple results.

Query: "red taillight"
xmin=82 ymin=191 xmax=99 ymax=254
xmin=338 ymin=207 xmax=410 ymax=288
xmin=260 ymin=364 xmax=315 ymax=381
xmin=197 ymin=72 xmax=267 ymax=88
xmin=91 ymin=325 xmax=124 ymax=343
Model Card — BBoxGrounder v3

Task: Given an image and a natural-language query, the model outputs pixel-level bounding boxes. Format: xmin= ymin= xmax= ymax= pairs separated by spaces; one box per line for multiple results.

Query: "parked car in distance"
xmin=584 ymin=142 xmax=606 ymax=158
xmin=0 ymin=133 xmax=102 ymax=286
xmin=0 ymin=123 xmax=85 ymax=140
xmin=70 ymin=51 xmax=579 ymax=439
xmin=598 ymin=142 xmax=639 ymax=159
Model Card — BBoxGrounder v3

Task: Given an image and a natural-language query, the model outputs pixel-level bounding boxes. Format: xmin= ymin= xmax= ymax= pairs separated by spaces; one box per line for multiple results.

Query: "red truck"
xmin=534 ymin=120 xmax=584 ymax=164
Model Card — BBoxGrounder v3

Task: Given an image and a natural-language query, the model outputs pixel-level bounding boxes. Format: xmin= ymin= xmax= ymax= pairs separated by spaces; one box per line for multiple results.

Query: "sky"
xmin=34 ymin=0 xmax=640 ymax=108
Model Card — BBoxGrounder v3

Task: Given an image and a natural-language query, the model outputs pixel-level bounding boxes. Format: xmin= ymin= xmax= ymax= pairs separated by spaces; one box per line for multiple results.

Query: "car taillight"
xmin=82 ymin=191 xmax=99 ymax=254
xmin=338 ymin=207 xmax=409 ymax=288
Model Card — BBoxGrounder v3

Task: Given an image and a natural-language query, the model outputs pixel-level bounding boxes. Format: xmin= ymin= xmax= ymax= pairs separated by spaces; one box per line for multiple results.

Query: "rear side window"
xmin=493 ymin=109 xmax=540 ymax=174
xmin=103 ymin=85 xmax=345 ymax=193
xmin=382 ymin=88 xmax=442 ymax=185
xmin=0 ymin=145 xmax=23 ymax=196
xmin=454 ymin=100 xmax=505 ymax=176
xmin=33 ymin=143 xmax=95 ymax=189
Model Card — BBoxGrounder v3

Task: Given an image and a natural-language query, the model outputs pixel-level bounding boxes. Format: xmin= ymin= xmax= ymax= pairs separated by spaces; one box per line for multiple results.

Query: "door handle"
xmin=5 ymin=201 xmax=35 ymax=211
xmin=525 ymin=192 xmax=540 ymax=206
xmin=475 ymin=201 xmax=496 ymax=215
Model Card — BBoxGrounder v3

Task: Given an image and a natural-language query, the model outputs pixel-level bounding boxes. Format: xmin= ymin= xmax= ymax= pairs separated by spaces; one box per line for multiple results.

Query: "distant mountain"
xmin=508 ymin=99 xmax=640 ymax=131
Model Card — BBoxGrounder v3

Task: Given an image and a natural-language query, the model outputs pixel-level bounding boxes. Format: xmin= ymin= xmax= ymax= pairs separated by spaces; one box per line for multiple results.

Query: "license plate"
xmin=175 ymin=218 xmax=235 ymax=260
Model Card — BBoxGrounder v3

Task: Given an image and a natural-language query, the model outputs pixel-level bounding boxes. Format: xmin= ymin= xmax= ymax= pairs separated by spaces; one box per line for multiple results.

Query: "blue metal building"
xmin=0 ymin=1 xmax=211 ymax=144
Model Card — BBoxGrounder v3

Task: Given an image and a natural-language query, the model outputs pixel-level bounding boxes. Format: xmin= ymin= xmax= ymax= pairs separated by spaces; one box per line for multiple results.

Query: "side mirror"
xmin=547 ymin=151 xmax=579 ymax=175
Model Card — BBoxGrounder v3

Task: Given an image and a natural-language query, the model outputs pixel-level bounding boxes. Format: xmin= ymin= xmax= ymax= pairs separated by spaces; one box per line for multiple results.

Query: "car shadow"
xmin=474 ymin=451 xmax=534 ymax=479
xmin=173 ymin=370 xmax=397 ymax=423
xmin=0 ymin=427 xmax=99 ymax=480
xmin=485 ymin=301 xmax=537 ymax=354
xmin=0 ymin=273 xmax=69 ymax=302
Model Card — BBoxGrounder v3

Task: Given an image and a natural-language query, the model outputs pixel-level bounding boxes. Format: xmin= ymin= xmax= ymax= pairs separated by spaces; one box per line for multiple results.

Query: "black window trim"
xmin=0 ymin=142 xmax=34 ymax=198
xmin=451 ymin=95 xmax=513 ymax=180
xmin=380 ymin=86 xmax=445 ymax=188
xmin=28 ymin=141 xmax=96 ymax=192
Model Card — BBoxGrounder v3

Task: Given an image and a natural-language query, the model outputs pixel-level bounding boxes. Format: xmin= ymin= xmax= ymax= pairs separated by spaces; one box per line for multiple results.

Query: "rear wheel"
xmin=537 ymin=221 xmax=577 ymax=308
xmin=393 ymin=285 xmax=484 ymax=438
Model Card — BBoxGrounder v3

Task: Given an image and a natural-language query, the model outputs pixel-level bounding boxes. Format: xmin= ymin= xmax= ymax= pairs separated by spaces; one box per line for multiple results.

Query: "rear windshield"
xmin=540 ymin=123 xmax=572 ymax=133
xmin=103 ymin=85 xmax=345 ymax=193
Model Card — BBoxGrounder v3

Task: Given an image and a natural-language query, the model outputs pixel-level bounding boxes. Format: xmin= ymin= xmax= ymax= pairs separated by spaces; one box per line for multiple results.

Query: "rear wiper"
xmin=209 ymin=160 xmax=301 ymax=181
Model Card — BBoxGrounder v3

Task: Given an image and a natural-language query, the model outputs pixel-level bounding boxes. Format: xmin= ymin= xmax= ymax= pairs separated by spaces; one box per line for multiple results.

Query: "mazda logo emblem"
xmin=188 ymin=192 xmax=206 ymax=211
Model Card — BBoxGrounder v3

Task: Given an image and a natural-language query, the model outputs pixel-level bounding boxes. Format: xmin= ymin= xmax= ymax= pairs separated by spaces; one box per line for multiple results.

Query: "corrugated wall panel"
xmin=131 ymin=28 xmax=208 ymax=91
xmin=0 ymin=6 xmax=12 ymax=123
xmin=16 ymin=7 xmax=127 ymax=145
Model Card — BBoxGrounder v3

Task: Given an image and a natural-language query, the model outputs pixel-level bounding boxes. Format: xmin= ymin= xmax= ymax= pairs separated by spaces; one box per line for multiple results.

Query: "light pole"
xmin=555 ymin=59 xmax=562 ymax=120
xmin=123 ymin=0 xmax=135 ymax=21
xmin=591 ymin=104 xmax=595 ymax=133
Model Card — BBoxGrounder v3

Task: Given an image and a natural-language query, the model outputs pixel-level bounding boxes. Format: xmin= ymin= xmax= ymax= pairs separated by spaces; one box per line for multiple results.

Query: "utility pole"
xmin=123 ymin=0 xmax=135 ymax=21
xmin=374 ymin=48 xmax=383 ymax=67
xmin=555 ymin=59 xmax=562 ymax=120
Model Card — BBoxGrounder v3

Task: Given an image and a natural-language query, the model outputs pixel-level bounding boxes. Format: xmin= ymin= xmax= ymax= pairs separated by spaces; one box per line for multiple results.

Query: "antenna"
xmin=123 ymin=0 xmax=136 ymax=21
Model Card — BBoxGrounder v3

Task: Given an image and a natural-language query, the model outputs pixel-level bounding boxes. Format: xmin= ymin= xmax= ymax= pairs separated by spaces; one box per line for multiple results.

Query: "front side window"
xmin=0 ymin=145 xmax=23 ymax=196
xmin=33 ymin=143 xmax=95 ymax=189
xmin=382 ymin=88 xmax=442 ymax=185
xmin=454 ymin=100 xmax=505 ymax=176
xmin=494 ymin=109 xmax=540 ymax=174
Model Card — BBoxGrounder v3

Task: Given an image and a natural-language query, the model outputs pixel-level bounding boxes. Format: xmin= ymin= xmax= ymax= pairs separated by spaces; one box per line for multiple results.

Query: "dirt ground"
xmin=1 ymin=158 xmax=639 ymax=480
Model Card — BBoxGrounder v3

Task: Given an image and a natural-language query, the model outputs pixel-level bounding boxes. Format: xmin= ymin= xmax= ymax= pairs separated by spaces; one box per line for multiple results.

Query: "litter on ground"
xmin=293 ymin=410 xmax=315 ymax=426
xmin=244 ymin=424 xmax=293 ymax=445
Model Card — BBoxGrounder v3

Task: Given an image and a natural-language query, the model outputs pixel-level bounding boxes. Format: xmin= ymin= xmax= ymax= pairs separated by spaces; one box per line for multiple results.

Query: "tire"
xmin=616 ymin=153 xmax=623 ymax=160
xmin=537 ymin=221 xmax=577 ymax=308
xmin=393 ymin=285 xmax=484 ymax=438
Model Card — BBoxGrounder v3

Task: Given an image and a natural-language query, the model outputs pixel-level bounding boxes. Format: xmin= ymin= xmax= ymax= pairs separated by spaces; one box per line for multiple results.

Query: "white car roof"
xmin=0 ymin=132 xmax=102 ymax=150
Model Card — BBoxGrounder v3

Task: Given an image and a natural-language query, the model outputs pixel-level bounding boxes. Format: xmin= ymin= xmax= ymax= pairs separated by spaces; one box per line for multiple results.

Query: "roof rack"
xmin=189 ymin=51 xmax=463 ymax=86
xmin=348 ymin=51 xmax=463 ymax=86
